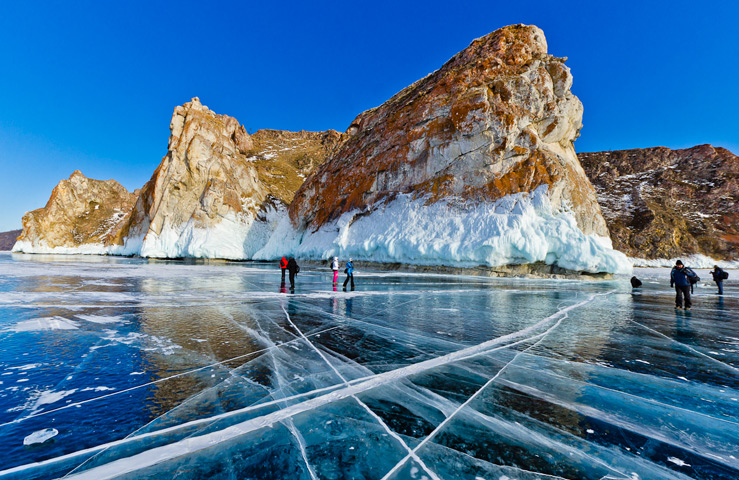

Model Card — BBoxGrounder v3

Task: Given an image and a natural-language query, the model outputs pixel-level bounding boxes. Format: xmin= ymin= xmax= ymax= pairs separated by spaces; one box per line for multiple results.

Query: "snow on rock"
xmin=580 ymin=145 xmax=739 ymax=261
xmin=23 ymin=428 xmax=59 ymax=446
xmin=256 ymin=186 xmax=632 ymax=274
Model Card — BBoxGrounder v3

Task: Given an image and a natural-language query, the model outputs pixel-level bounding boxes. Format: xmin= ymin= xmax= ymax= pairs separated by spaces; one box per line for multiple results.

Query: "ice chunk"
xmin=23 ymin=428 xmax=58 ymax=446
xmin=10 ymin=317 xmax=80 ymax=332
xmin=75 ymin=314 xmax=126 ymax=324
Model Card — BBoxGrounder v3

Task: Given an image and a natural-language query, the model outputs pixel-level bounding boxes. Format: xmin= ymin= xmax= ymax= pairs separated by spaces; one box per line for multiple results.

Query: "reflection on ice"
xmin=0 ymin=253 xmax=737 ymax=479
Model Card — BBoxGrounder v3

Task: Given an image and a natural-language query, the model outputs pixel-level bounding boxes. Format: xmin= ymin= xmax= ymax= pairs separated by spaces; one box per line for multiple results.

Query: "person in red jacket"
xmin=279 ymin=256 xmax=288 ymax=282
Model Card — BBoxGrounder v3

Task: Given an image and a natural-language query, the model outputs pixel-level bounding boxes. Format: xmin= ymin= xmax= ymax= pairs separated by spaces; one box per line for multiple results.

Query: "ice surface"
xmin=0 ymin=253 xmax=737 ymax=479
xmin=22 ymin=428 xmax=58 ymax=446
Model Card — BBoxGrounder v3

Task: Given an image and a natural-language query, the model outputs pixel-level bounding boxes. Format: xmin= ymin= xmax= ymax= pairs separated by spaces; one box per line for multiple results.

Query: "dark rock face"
xmin=0 ymin=230 xmax=21 ymax=251
xmin=579 ymin=145 xmax=739 ymax=260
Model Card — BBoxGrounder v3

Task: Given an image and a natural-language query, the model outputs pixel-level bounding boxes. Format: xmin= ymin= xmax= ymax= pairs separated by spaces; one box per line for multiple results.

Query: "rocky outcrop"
xmin=13 ymin=172 xmax=136 ymax=252
xmin=13 ymin=98 xmax=338 ymax=257
xmin=108 ymin=98 xmax=339 ymax=258
xmin=290 ymin=24 xmax=608 ymax=239
xmin=580 ymin=145 xmax=739 ymax=260
xmin=0 ymin=229 xmax=21 ymax=251
xmin=262 ymin=24 xmax=628 ymax=273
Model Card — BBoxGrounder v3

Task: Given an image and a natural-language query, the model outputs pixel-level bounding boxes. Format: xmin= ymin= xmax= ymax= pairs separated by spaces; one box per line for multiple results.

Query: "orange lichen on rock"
xmin=289 ymin=24 xmax=608 ymax=238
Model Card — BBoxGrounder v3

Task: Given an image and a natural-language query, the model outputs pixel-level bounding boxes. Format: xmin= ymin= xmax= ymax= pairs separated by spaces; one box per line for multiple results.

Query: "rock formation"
xmin=108 ymin=97 xmax=339 ymax=258
xmin=579 ymin=144 xmax=739 ymax=260
xmin=13 ymin=171 xmax=136 ymax=252
xmin=13 ymin=98 xmax=339 ymax=257
xmin=290 ymin=24 xmax=607 ymax=238
xmin=269 ymin=24 xmax=628 ymax=273
xmin=0 ymin=229 xmax=21 ymax=251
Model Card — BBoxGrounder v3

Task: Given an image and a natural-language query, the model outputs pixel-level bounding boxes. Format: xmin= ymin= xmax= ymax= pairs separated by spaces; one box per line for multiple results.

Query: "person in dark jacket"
xmin=710 ymin=265 xmax=725 ymax=295
xmin=343 ymin=258 xmax=355 ymax=291
xmin=287 ymin=257 xmax=300 ymax=291
xmin=670 ymin=260 xmax=695 ymax=309
xmin=280 ymin=256 xmax=288 ymax=282
xmin=630 ymin=276 xmax=642 ymax=288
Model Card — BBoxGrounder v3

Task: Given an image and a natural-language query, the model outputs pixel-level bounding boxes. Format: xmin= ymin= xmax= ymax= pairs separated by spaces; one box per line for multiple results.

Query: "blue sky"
xmin=1 ymin=1 xmax=737 ymax=231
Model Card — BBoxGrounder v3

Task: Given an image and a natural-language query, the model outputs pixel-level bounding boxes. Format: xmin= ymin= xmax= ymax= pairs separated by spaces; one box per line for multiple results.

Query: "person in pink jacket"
xmin=331 ymin=256 xmax=339 ymax=286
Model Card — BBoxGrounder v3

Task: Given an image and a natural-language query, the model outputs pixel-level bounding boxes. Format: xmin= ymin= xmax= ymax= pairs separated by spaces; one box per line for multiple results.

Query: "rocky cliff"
xmin=0 ymin=229 xmax=21 ymax=251
xmin=290 ymin=24 xmax=607 ymax=238
xmin=264 ymin=24 xmax=628 ymax=273
xmin=13 ymin=98 xmax=339 ymax=258
xmin=579 ymin=144 xmax=739 ymax=260
xmin=13 ymin=171 xmax=136 ymax=253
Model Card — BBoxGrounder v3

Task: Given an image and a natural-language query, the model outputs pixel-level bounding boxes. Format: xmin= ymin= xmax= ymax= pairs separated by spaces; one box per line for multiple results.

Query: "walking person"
xmin=343 ymin=258 xmax=355 ymax=291
xmin=331 ymin=256 xmax=339 ymax=286
xmin=710 ymin=265 xmax=727 ymax=295
xmin=670 ymin=260 xmax=697 ymax=310
xmin=280 ymin=256 xmax=288 ymax=282
xmin=287 ymin=256 xmax=300 ymax=292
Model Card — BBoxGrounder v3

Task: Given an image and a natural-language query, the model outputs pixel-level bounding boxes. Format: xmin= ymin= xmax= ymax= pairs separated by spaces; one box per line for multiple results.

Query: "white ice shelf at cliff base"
xmin=255 ymin=186 xmax=632 ymax=275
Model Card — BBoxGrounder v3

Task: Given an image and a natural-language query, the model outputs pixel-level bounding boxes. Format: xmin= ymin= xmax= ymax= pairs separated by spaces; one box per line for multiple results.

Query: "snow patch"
xmin=667 ymin=457 xmax=691 ymax=467
xmin=631 ymin=254 xmax=739 ymax=269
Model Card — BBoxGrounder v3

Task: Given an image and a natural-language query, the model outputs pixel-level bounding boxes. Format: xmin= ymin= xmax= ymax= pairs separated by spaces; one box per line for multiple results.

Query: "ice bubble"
xmin=667 ymin=457 xmax=691 ymax=467
xmin=23 ymin=428 xmax=59 ymax=446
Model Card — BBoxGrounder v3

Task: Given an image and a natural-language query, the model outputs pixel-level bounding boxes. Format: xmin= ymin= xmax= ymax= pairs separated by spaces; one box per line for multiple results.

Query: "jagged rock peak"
xmin=107 ymin=98 xmax=340 ymax=258
xmin=289 ymin=24 xmax=607 ymax=239
xmin=169 ymin=97 xmax=253 ymax=156
xmin=579 ymin=144 xmax=739 ymax=260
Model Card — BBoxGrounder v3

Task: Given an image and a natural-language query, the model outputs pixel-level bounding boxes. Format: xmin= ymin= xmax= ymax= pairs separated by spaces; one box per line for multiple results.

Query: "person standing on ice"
xmin=670 ymin=260 xmax=697 ymax=310
xmin=343 ymin=258 xmax=355 ymax=291
xmin=710 ymin=265 xmax=727 ymax=295
xmin=331 ymin=256 xmax=339 ymax=286
xmin=279 ymin=256 xmax=288 ymax=282
xmin=287 ymin=257 xmax=300 ymax=291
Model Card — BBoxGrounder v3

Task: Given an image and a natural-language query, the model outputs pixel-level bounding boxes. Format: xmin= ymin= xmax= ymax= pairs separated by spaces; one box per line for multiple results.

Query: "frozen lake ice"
xmin=0 ymin=251 xmax=737 ymax=479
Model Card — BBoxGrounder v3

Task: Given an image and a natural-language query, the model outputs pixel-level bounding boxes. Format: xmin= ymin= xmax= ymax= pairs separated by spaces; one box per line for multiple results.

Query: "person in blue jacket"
xmin=710 ymin=265 xmax=726 ymax=295
xmin=670 ymin=260 xmax=696 ymax=310
xmin=343 ymin=258 xmax=355 ymax=291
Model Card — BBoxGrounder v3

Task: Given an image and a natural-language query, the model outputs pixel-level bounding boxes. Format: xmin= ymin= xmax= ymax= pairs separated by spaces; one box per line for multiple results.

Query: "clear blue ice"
xmin=0 ymin=252 xmax=737 ymax=479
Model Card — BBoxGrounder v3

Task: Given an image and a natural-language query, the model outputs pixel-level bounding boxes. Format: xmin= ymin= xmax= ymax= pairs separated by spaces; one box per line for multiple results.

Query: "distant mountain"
xmin=0 ymin=229 xmax=21 ymax=251
xmin=580 ymin=145 xmax=739 ymax=260
xmin=12 ymin=24 xmax=630 ymax=274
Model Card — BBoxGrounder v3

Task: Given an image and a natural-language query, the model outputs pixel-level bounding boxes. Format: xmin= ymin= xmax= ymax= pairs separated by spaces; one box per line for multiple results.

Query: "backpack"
xmin=720 ymin=270 xmax=729 ymax=280
xmin=685 ymin=268 xmax=699 ymax=293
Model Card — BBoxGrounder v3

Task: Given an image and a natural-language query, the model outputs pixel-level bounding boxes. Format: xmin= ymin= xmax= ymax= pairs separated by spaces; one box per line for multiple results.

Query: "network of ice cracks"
xmin=0 ymin=255 xmax=737 ymax=480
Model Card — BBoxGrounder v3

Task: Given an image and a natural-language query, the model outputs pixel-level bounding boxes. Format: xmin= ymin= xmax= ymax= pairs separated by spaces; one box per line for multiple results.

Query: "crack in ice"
xmin=1 ymin=293 xmax=607 ymax=479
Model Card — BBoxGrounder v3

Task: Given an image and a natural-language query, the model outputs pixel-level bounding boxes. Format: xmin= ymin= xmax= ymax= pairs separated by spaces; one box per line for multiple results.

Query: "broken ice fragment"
xmin=23 ymin=428 xmax=59 ymax=446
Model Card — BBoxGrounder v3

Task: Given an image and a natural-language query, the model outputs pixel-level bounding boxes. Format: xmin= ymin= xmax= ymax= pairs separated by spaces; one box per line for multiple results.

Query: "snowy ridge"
xmin=631 ymin=254 xmax=739 ymax=269
xmin=256 ymin=186 xmax=632 ymax=274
